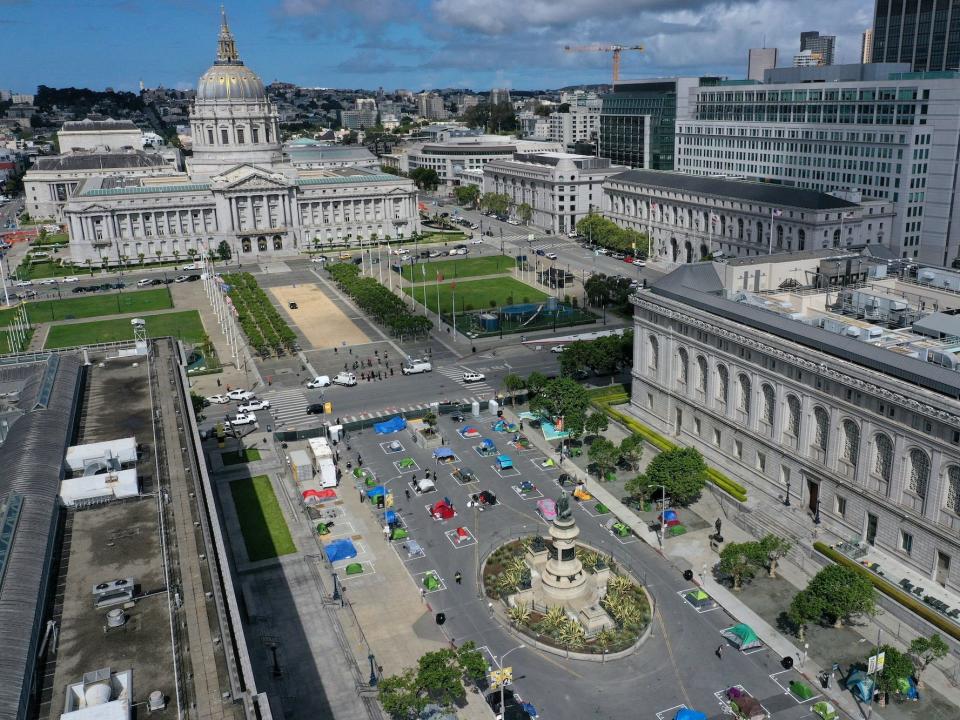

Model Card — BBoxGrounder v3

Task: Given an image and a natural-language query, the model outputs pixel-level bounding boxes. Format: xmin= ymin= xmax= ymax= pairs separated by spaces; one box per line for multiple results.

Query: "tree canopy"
xmin=463 ymin=101 xmax=516 ymax=132
xmin=378 ymin=644 xmax=488 ymax=719
xmin=480 ymin=192 xmax=511 ymax=217
xmin=529 ymin=377 xmax=590 ymax=437
xmin=576 ymin=212 xmax=649 ymax=256
xmin=639 ymin=447 xmax=708 ymax=506
xmin=409 ymin=167 xmax=440 ymax=191
xmin=794 ymin=564 xmax=876 ymax=628
xmin=454 ymin=185 xmax=480 ymax=207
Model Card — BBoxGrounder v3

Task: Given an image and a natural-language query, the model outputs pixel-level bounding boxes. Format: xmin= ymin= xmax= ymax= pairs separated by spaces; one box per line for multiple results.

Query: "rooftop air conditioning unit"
xmin=92 ymin=578 xmax=134 ymax=608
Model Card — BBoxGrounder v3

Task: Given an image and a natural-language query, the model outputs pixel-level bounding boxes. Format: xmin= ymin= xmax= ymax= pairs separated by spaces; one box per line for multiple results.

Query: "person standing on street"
xmin=454 ymin=571 xmax=462 ymax=585
xmin=716 ymin=645 xmax=724 ymax=659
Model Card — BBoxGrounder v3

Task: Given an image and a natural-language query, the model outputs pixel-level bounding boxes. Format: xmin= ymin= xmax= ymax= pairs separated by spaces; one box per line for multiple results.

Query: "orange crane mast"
xmin=563 ymin=44 xmax=644 ymax=84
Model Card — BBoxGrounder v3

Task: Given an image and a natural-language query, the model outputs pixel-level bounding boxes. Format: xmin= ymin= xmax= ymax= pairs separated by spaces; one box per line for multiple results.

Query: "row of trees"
xmin=327 ymin=262 xmax=433 ymax=338
xmin=478 ymin=192 xmax=533 ymax=224
xmin=717 ymin=535 xmax=793 ymax=591
xmin=584 ymin=274 xmax=636 ymax=314
xmin=409 ymin=167 xmax=440 ymax=191
xmin=576 ymin=212 xmax=649 ymax=257
xmin=224 ymin=273 xmax=298 ymax=357
xmin=587 ymin=432 xmax=642 ymax=480
xmin=462 ymin=101 xmax=517 ymax=133
xmin=558 ymin=331 xmax=632 ymax=378
xmin=453 ymin=184 xmax=480 ymax=208
xmin=624 ymin=447 xmax=709 ymax=506
xmin=378 ymin=643 xmax=487 ymax=719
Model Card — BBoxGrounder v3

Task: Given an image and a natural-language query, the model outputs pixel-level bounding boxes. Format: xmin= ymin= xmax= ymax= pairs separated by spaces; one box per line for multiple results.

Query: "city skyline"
xmin=5 ymin=0 xmax=875 ymax=93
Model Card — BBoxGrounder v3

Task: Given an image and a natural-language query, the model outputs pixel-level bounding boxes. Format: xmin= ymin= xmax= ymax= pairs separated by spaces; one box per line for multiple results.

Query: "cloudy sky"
xmin=4 ymin=0 xmax=875 ymax=93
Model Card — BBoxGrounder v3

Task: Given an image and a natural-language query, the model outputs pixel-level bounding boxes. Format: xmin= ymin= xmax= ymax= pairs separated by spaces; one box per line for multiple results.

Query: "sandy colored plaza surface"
xmin=269 ymin=284 xmax=369 ymax=349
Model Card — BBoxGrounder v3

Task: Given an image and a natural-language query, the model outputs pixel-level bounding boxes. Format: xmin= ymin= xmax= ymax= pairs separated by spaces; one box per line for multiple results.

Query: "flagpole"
xmin=451 ymin=284 xmax=456 ymax=337
xmin=421 ymin=264 xmax=428 ymax=315
xmin=768 ymin=206 xmax=774 ymax=255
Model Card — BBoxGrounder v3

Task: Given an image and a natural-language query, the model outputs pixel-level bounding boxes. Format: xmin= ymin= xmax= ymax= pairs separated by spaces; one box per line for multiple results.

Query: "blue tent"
xmin=480 ymin=438 xmax=495 ymax=449
xmin=521 ymin=702 xmax=538 ymax=718
xmin=433 ymin=447 xmax=454 ymax=458
xmin=384 ymin=510 xmax=397 ymax=525
xmin=674 ymin=710 xmax=707 ymax=720
xmin=846 ymin=670 xmax=875 ymax=702
xmin=497 ymin=454 xmax=513 ymax=469
xmin=375 ymin=416 xmax=407 ymax=434
xmin=366 ymin=485 xmax=386 ymax=498
xmin=326 ymin=538 xmax=357 ymax=563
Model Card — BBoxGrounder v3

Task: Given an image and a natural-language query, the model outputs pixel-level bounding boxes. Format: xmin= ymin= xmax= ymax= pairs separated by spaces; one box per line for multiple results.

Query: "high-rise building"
xmin=792 ymin=49 xmax=824 ymax=67
xmin=599 ymin=78 xmax=710 ymax=170
xmin=800 ymin=30 xmax=836 ymax=66
xmin=490 ymin=88 xmax=511 ymax=105
xmin=417 ymin=92 xmax=448 ymax=120
xmin=339 ymin=98 xmax=378 ymax=130
xmin=872 ymin=0 xmax=960 ymax=71
xmin=674 ymin=64 xmax=960 ymax=266
xmin=862 ymin=28 xmax=874 ymax=63
xmin=748 ymin=48 xmax=778 ymax=81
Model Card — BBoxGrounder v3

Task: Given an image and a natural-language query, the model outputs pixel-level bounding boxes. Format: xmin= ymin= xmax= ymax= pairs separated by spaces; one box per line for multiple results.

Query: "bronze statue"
xmin=557 ymin=490 xmax=571 ymax=519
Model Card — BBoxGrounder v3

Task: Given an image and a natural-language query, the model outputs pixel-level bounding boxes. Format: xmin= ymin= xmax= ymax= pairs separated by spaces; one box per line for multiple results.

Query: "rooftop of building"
xmin=646 ymin=260 xmax=960 ymax=399
xmin=0 ymin=352 xmax=82 ymax=715
xmin=34 ymin=150 xmax=169 ymax=172
xmin=60 ymin=118 xmax=139 ymax=132
xmin=608 ymin=170 xmax=858 ymax=211
xmin=723 ymin=248 xmax=863 ymax=266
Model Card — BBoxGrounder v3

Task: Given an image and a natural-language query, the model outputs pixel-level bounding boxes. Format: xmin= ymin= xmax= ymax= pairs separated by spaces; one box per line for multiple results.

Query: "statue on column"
xmin=556 ymin=490 xmax=571 ymax=520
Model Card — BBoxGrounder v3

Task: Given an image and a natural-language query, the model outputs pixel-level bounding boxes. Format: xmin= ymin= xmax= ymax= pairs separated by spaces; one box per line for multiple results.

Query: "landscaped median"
xmin=814 ymin=542 xmax=960 ymax=641
xmin=223 ymin=272 xmax=298 ymax=357
xmin=590 ymin=385 xmax=748 ymax=502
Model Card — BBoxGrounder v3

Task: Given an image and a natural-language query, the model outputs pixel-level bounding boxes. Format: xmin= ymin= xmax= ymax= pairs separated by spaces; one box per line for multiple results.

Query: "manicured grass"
xmin=221 ymin=448 xmax=262 ymax=466
xmin=230 ymin=475 xmax=297 ymax=562
xmin=32 ymin=233 xmax=69 ymax=246
xmin=399 ymin=255 xmax=513 ymax=283
xmin=44 ymin=310 xmax=205 ymax=349
xmin=0 ymin=330 xmax=33 ymax=354
xmin=0 ymin=288 xmax=173 ymax=326
xmin=403 ymin=277 xmax=548 ymax=315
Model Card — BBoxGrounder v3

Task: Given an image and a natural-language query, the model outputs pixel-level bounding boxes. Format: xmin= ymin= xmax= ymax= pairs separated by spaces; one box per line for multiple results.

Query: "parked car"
xmin=306 ymin=403 xmax=326 ymax=415
xmin=462 ymin=371 xmax=486 ymax=383
xmin=237 ymin=399 xmax=271 ymax=412
xmin=71 ymin=287 xmax=86 ymax=294
xmin=448 ymin=248 xmax=468 ymax=256
xmin=428 ymin=250 xmax=443 ymax=258
xmin=137 ymin=278 xmax=152 ymax=287
xmin=227 ymin=389 xmax=255 ymax=401
xmin=174 ymin=275 xmax=189 ymax=283
xmin=506 ymin=218 xmax=520 ymax=226
xmin=470 ymin=238 xmax=483 ymax=244
xmin=226 ymin=412 xmax=257 ymax=427
xmin=535 ymin=249 xmax=546 ymax=256
xmin=206 ymin=394 xmax=230 ymax=404
xmin=332 ymin=372 xmax=357 ymax=386
xmin=306 ymin=375 xmax=331 ymax=388
xmin=150 ymin=278 xmax=164 ymax=286
xmin=550 ymin=345 xmax=566 ymax=353
xmin=62 ymin=276 xmax=79 ymax=283
xmin=187 ymin=274 xmax=201 ymax=281
xmin=311 ymin=255 xmax=327 ymax=264
xmin=37 ymin=278 xmax=57 ymax=285
xmin=470 ymin=223 xmax=479 ymax=230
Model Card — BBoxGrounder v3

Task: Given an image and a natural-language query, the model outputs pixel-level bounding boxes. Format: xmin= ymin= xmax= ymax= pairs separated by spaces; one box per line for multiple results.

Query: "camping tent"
xmin=812 ymin=701 xmax=838 ymax=720
xmin=367 ymin=485 xmax=386 ymax=498
xmin=460 ymin=426 xmax=481 ymax=438
xmin=537 ymin=498 xmax=557 ymax=520
xmin=846 ymin=671 xmax=875 ymax=702
xmin=496 ymin=454 xmax=514 ymax=469
xmin=684 ymin=589 xmax=717 ymax=610
xmin=433 ymin=448 xmax=455 ymax=463
xmin=674 ymin=710 xmax=707 ymax=720
xmin=660 ymin=509 xmax=680 ymax=527
xmin=431 ymin=500 xmax=456 ymax=520
xmin=384 ymin=510 xmax=398 ymax=525
xmin=722 ymin=624 xmax=762 ymax=650
xmin=302 ymin=488 xmax=336 ymax=503
xmin=423 ymin=572 xmax=441 ymax=590
xmin=896 ymin=676 xmax=919 ymax=700
xmin=375 ymin=416 xmax=407 ymax=434
xmin=326 ymin=539 xmax=358 ymax=563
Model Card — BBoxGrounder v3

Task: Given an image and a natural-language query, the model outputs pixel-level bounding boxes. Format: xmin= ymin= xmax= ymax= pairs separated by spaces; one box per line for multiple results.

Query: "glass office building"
xmin=872 ymin=0 xmax=960 ymax=72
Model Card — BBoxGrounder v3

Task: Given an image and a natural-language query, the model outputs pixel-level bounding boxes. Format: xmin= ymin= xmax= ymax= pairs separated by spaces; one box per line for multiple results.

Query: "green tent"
xmin=423 ymin=572 xmax=440 ymax=591
xmin=812 ymin=701 xmax=838 ymax=720
xmin=391 ymin=527 xmax=409 ymax=541
xmin=684 ymin=589 xmax=717 ymax=610
xmin=790 ymin=681 xmax=815 ymax=700
xmin=345 ymin=563 xmax=364 ymax=575
xmin=721 ymin=623 xmax=762 ymax=650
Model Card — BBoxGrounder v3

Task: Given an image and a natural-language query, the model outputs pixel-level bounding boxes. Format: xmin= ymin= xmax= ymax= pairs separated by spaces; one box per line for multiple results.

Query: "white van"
xmin=402 ymin=359 xmax=432 ymax=375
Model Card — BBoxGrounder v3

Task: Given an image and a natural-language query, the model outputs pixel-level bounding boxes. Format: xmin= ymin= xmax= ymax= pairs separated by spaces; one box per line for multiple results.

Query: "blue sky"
xmin=4 ymin=0 xmax=875 ymax=93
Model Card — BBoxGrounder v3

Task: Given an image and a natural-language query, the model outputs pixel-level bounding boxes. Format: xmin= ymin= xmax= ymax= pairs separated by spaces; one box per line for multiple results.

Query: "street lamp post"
xmin=784 ymin=479 xmax=791 ymax=506
xmin=494 ymin=645 xmax=525 ymax=720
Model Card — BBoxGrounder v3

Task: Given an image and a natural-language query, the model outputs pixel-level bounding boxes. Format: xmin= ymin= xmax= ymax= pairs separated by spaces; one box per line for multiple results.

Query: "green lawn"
xmin=230 ymin=475 xmax=297 ymax=561
xmin=15 ymin=258 xmax=196 ymax=280
xmin=403 ymin=277 xmax=548 ymax=315
xmin=44 ymin=310 xmax=206 ymax=349
xmin=0 ymin=288 xmax=173 ymax=326
xmin=221 ymin=448 xmax=262 ymax=466
xmin=32 ymin=233 xmax=69 ymax=246
xmin=0 ymin=330 xmax=33 ymax=354
xmin=399 ymin=255 xmax=513 ymax=283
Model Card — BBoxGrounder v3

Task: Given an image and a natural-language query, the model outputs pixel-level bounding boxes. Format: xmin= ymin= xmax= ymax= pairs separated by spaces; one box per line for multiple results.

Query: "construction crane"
xmin=563 ymin=44 xmax=644 ymax=84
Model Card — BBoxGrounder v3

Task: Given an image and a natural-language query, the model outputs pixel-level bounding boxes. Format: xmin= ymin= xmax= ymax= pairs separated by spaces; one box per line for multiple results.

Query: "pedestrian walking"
xmin=716 ymin=645 xmax=723 ymax=659
xmin=405 ymin=488 xmax=411 ymax=501
xmin=454 ymin=571 xmax=462 ymax=585
xmin=390 ymin=368 xmax=394 ymax=376
xmin=360 ymin=489 xmax=365 ymax=503
xmin=357 ymin=454 xmax=363 ymax=467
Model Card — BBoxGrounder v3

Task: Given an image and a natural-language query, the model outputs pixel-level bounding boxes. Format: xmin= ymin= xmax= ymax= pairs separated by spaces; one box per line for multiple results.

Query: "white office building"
xmin=674 ymin=66 xmax=960 ymax=266
xmin=400 ymin=136 xmax=563 ymax=187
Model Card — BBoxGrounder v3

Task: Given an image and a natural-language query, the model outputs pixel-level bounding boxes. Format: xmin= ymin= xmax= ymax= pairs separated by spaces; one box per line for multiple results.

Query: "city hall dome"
xmin=196 ymin=8 xmax=266 ymax=102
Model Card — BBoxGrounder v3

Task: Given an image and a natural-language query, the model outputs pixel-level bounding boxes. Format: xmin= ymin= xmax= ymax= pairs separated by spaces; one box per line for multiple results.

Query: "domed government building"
xmin=28 ymin=9 xmax=419 ymax=263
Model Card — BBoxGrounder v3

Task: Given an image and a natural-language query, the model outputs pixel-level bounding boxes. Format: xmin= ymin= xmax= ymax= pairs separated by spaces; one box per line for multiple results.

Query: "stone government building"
xmin=629 ymin=258 xmax=960 ymax=593
xmin=30 ymin=10 xmax=419 ymax=264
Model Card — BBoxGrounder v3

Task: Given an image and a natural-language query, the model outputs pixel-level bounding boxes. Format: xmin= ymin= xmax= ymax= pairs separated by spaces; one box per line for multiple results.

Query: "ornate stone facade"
xmin=630 ymin=289 xmax=960 ymax=592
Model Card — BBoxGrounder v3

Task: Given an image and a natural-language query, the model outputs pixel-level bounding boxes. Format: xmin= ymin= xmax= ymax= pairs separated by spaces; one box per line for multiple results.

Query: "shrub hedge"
xmin=814 ymin=542 xmax=960 ymax=642
xmin=592 ymin=392 xmax=749 ymax=502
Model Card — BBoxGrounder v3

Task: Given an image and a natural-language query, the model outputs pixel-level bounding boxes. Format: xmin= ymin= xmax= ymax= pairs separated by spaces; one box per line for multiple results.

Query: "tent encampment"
xmin=375 ymin=416 xmax=407 ymax=434
xmin=684 ymin=589 xmax=717 ymax=610
xmin=674 ymin=710 xmax=707 ymax=720
xmin=459 ymin=426 xmax=481 ymax=438
xmin=721 ymin=624 xmax=762 ymax=651
xmin=366 ymin=485 xmax=386 ymax=498
xmin=846 ymin=671 xmax=875 ymax=702
xmin=434 ymin=447 xmax=456 ymax=463
xmin=537 ymin=498 xmax=557 ymax=520
xmin=496 ymin=454 xmax=513 ymax=469
xmin=423 ymin=572 xmax=441 ymax=590
xmin=325 ymin=539 xmax=358 ymax=563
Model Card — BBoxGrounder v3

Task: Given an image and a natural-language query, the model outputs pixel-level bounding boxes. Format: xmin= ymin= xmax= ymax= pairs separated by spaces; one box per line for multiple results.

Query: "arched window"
xmin=716 ymin=364 xmax=729 ymax=404
xmin=273 ymin=235 xmax=283 ymax=250
xmin=908 ymin=449 xmax=930 ymax=497
xmin=798 ymin=229 xmax=806 ymax=251
xmin=776 ymin=225 xmax=784 ymax=248
xmin=813 ymin=406 xmax=829 ymax=451
xmin=257 ymin=236 xmax=267 ymax=252
xmin=756 ymin=220 xmax=763 ymax=242
xmin=761 ymin=384 xmax=775 ymax=425
xmin=833 ymin=228 xmax=841 ymax=246
xmin=786 ymin=395 xmax=801 ymax=437
xmin=647 ymin=335 xmax=659 ymax=373
xmin=737 ymin=218 xmax=744 ymax=239
xmin=947 ymin=466 xmax=960 ymax=514
xmin=241 ymin=238 xmax=251 ymax=253
xmin=677 ymin=348 xmax=689 ymax=385
xmin=696 ymin=355 xmax=708 ymax=392
xmin=737 ymin=373 xmax=751 ymax=414
xmin=841 ymin=420 xmax=860 ymax=467
xmin=874 ymin=434 xmax=893 ymax=482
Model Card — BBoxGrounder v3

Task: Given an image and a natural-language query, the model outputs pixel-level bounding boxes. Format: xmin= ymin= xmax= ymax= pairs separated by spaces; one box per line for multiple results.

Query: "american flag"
xmin=843 ymin=211 xmax=856 ymax=219
xmin=772 ymin=208 xmax=783 ymax=217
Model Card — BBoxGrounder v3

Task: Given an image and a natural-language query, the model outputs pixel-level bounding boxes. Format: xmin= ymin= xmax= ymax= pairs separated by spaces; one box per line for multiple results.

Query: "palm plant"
xmin=495 ymin=569 xmax=520 ymax=594
xmin=557 ymin=619 xmax=585 ymax=649
xmin=508 ymin=602 xmax=531 ymax=626
xmin=579 ymin=550 xmax=599 ymax=571
xmin=594 ymin=628 xmax=616 ymax=658
xmin=541 ymin=606 xmax=567 ymax=633
xmin=506 ymin=556 xmax=527 ymax=575
xmin=607 ymin=575 xmax=633 ymax=596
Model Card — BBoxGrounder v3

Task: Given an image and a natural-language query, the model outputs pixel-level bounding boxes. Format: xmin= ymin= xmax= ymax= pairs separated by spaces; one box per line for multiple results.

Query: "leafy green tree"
xmin=480 ymin=192 xmax=511 ymax=216
xmin=788 ymin=589 xmax=822 ymax=641
xmin=462 ymin=102 xmax=491 ymax=129
xmin=585 ymin=412 xmax=609 ymax=438
xmin=502 ymin=373 xmax=526 ymax=405
xmin=718 ymin=541 xmax=764 ymax=591
xmin=416 ymin=648 xmax=466 ymax=706
xmin=804 ymin=564 xmax=876 ymax=626
xmin=516 ymin=202 xmax=533 ymax=224
xmin=872 ymin=645 xmax=917 ymax=699
xmin=618 ymin=434 xmax=644 ymax=471
xmin=640 ymin=447 xmax=708 ymax=506
xmin=908 ymin=633 xmax=949 ymax=686
xmin=456 ymin=641 xmax=488 ymax=685
xmin=559 ymin=340 xmax=591 ymax=377
xmin=525 ymin=370 xmax=548 ymax=398
xmin=454 ymin=185 xmax=480 ymax=207
xmin=588 ymin=437 xmax=619 ymax=479
xmin=189 ymin=392 xmax=206 ymax=417
xmin=409 ymin=167 xmax=440 ymax=191
xmin=378 ymin=669 xmax=424 ymax=719
xmin=529 ymin=377 xmax=590 ymax=437
xmin=759 ymin=535 xmax=792 ymax=577
xmin=217 ymin=240 xmax=233 ymax=261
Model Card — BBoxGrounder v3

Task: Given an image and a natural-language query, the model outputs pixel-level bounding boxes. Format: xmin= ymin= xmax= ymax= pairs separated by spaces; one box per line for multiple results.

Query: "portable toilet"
xmin=471 ymin=400 xmax=481 ymax=418
xmin=489 ymin=399 xmax=499 ymax=417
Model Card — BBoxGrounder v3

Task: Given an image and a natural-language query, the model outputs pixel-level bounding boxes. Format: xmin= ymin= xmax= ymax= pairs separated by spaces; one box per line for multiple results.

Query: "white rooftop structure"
xmin=60 ymin=468 xmax=139 ymax=507
xmin=65 ymin=437 xmax=137 ymax=474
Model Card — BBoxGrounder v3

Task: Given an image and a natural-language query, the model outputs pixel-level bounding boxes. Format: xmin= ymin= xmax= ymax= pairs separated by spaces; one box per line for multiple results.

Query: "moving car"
xmin=550 ymin=345 xmax=566 ymax=353
xmin=448 ymin=247 xmax=467 ymax=256
xmin=13 ymin=280 xmax=33 ymax=287
xmin=306 ymin=403 xmax=326 ymax=415
xmin=545 ymin=252 xmax=558 ymax=260
xmin=534 ymin=249 xmax=546 ymax=256
xmin=37 ymin=278 xmax=57 ymax=285
xmin=632 ymin=258 xmax=646 ymax=267
xmin=462 ymin=371 xmax=485 ymax=383
xmin=227 ymin=389 xmax=255 ymax=401
xmin=506 ymin=218 xmax=520 ymax=226
xmin=470 ymin=238 xmax=483 ymax=244
xmin=402 ymin=359 xmax=432 ymax=375
xmin=226 ymin=412 xmax=257 ymax=426
xmin=311 ymin=255 xmax=327 ymax=264
xmin=237 ymin=399 xmax=271 ymax=412
xmin=206 ymin=394 xmax=230 ymax=404
xmin=332 ymin=372 xmax=357 ymax=386
xmin=339 ymin=252 xmax=353 ymax=260
xmin=62 ymin=276 xmax=79 ymax=283
xmin=306 ymin=375 xmax=331 ymax=388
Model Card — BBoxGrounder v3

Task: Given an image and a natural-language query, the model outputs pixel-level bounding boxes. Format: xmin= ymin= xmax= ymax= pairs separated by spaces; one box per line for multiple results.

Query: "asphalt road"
xmin=344 ymin=418 xmax=824 ymax=720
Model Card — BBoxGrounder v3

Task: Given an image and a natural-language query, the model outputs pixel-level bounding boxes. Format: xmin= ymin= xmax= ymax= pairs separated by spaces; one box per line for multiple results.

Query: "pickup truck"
xmin=226 ymin=412 xmax=257 ymax=426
